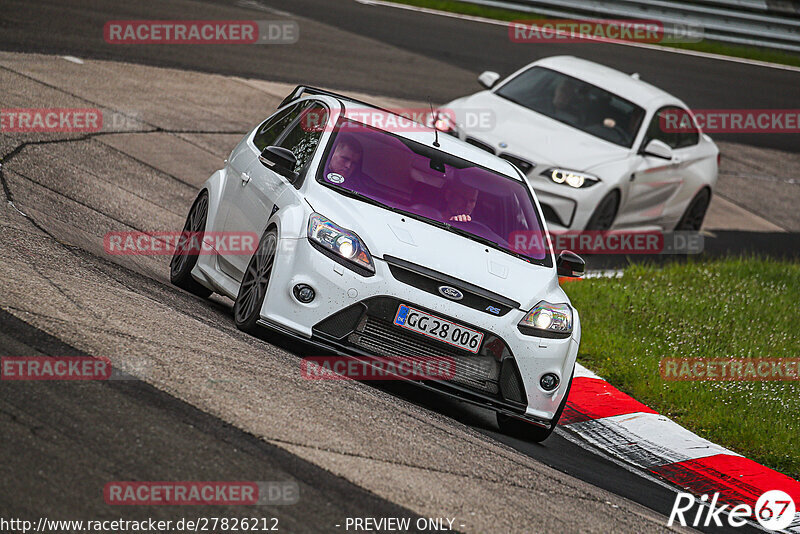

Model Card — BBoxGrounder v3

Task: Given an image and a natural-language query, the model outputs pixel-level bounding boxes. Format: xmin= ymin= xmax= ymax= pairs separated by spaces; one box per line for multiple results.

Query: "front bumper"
xmin=260 ymin=236 xmax=579 ymax=422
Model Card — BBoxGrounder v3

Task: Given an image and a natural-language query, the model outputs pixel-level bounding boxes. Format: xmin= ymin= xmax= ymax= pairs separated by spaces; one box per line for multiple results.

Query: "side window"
xmin=278 ymin=103 xmax=330 ymax=173
xmin=644 ymin=107 xmax=681 ymax=149
xmin=252 ymin=103 xmax=303 ymax=152
xmin=643 ymin=106 xmax=699 ymax=150
xmin=676 ymin=110 xmax=699 ymax=148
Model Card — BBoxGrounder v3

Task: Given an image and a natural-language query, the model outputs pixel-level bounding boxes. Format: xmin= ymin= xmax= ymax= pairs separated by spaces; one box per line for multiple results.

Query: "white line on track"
xmin=355 ymin=0 xmax=800 ymax=73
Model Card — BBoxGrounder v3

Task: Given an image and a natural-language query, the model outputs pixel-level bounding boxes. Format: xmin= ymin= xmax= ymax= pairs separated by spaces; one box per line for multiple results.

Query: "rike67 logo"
xmin=668 ymin=490 xmax=796 ymax=531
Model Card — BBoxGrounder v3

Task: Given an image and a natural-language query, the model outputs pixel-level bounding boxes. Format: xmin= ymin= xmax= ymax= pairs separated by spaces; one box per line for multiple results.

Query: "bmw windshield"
xmin=316 ymin=118 xmax=550 ymax=265
xmin=495 ymin=66 xmax=645 ymax=148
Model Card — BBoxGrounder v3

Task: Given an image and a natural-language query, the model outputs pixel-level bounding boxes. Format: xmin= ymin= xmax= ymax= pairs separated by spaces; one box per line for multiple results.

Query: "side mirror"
xmin=556 ymin=250 xmax=585 ymax=278
xmin=641 ymin=139 xmax=674 ymax=160
xmin=478 ymin=71 xmax=501 ymax=89
xmin=259 ymin=146 xmax=298 ymax=181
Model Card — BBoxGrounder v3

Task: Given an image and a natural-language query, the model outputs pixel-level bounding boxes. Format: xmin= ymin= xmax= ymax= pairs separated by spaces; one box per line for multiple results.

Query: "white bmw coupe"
xmin=437 ymin=56 xmax=719 ymax=231
xmin=170 ymin=86 xmax=584 ymax=442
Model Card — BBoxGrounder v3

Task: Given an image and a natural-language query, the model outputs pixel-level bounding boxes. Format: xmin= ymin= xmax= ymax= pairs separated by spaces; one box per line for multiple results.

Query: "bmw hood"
xmin=304 ymin=185 xmax=557 ymax=311
xmin=448 ymin=91 xmax=631 ymax=172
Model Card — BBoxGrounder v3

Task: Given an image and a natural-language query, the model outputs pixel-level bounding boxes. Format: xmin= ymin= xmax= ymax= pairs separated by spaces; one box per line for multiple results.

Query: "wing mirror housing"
xmin=259 ymin=146 xmax=298 ymax=181
xmin=478 ymin=71 xmax=501 ymax=89
xmin=641 ymin=139 xmax=674 ymax=160
xmin=556 ymin=250 xmax=585 ymax=278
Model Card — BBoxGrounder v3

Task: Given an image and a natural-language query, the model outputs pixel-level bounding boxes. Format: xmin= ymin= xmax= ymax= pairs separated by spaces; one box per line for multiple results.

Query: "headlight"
xmin=518 ymin=301 xmax=572 ymax=338
xmin=541 ymin=168 xmax=599 ymax=189
xmin=307 ymin=213 xmax=375 ymax=275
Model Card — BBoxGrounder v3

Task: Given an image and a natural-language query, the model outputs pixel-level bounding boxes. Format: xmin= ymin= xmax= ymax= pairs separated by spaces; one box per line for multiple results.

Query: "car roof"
xmin=282 ymin=87 xmax=524 ymax=180
xmin=530 ymin=56 xmax=684 ymax=109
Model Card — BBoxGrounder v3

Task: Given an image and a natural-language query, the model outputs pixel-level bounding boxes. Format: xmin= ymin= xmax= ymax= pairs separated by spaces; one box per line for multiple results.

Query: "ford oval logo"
xmin=438 ymin=286 xmax=463 ymax=301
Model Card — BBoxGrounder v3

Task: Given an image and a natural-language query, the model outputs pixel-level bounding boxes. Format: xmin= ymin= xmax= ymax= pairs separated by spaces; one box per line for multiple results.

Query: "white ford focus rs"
xmin=170 ymin=86 xmax=584 ymax=441
xmin=436 ymin=56 xmax=719 ymax=231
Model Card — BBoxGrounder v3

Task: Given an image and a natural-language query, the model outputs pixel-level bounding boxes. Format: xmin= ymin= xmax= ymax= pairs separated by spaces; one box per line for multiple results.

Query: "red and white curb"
xmin=559 ymin=363 xmax=800 ymax=532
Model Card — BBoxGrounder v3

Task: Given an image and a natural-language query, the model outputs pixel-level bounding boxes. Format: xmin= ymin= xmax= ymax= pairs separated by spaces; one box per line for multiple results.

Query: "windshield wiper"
xmin=441 ymin=223 xmax=535 ymax=263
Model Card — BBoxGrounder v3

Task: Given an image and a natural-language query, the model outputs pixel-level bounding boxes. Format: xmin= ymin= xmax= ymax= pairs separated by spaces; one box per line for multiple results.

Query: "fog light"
xmin=540 ymin=373 xmax=559 ymax=391
xmin=293 ymin=284 xmax=315 ymax=303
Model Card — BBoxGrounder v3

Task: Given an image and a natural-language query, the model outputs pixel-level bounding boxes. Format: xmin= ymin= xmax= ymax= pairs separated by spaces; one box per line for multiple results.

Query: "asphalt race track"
xmin=2 ymin=1 xmax=798 ymax=533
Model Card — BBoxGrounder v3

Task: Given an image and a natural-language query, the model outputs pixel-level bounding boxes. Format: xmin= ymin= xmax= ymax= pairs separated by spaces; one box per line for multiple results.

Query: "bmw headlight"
xmin=518 ymin=301 xmax=572 ymax=338
xmin=308 ymin=213 xmax=375 ymax=275
xmin=542 ymin=168 xmax=599 ymax=189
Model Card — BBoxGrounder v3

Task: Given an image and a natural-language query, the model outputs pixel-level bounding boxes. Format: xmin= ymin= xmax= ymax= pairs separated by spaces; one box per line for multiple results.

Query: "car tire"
xmin=169 ymin=191 xmax=213 ymax=298
xmin=496 ymin=367 xmax=574 ymax=443
xmin=585 ymin=190 xmax=620 ymax=231
xmin=233 ymin=227 xmax=278 ymax=334
xmin=674 ymin=188 xmax=711 ymax=231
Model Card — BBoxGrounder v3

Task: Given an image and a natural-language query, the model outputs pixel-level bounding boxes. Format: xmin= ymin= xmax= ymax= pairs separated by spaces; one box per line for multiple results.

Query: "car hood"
xmin=304 ymin=184 xmax=557 ymax=311
xmin=449 ymin=91 xmax=632 ymax=172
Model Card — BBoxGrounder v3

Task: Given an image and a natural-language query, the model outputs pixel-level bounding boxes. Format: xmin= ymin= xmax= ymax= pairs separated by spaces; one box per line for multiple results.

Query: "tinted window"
xmin=495 ymin=66 xmax=645 ymax=148
xmin=278 ymin=104 xmax=329 ymax=173
xmin=253 ymin=103 xmax=303 ymax=151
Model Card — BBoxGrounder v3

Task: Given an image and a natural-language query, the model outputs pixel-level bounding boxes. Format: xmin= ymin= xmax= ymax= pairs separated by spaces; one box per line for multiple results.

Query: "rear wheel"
xmin=233 ymin=228 xmax=278 ymax=334
xmin=585 ymin=191 xmax=620 ymax=231
xmin=169 ymin=191 xmax=213 ymax=298
xmin=674 ymin=188 xmax=711 ymax=231
xmin=496 ymin=368 xmax=574 ymax=443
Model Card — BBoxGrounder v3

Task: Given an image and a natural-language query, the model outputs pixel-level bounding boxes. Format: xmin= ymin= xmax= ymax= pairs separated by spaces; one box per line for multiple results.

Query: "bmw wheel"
xmin=233 ymin=227 xmax=278 ymax=334
xmin=169 ymin=191 xmax=213 ymax=298
xmin=585 ymin=191 xmax=620 ymax=231
xmin=675 ymin=188 xmax=711 ymax=231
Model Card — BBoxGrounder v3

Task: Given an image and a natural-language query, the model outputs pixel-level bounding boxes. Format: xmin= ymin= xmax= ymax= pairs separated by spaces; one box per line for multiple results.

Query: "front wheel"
xmin=585 ymin=191 xmax=620 ymax=231
xmin=233 ymin=228 xmax=278 ymax=334
xmin=496 ymin=368 xmax=574 ymax=443
xmin=674 ymin=188 xmax=711 ymax=231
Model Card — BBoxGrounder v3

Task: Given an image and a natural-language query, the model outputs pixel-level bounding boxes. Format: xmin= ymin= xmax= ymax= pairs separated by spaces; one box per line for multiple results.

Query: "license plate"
xmin=393 ymin=304 xmax=483 ymax=354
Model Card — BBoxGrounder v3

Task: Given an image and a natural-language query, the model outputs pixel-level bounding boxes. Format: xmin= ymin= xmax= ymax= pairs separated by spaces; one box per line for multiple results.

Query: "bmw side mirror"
xmin=557 ymin=250 xmax=585 ymax=278
xmin=259 ymin=146 xmax=298 ymax=181
xmin=478 ymin=71 xmax=501 ymax=89
xmin=641 ymin=139 xmax=674 ymax=160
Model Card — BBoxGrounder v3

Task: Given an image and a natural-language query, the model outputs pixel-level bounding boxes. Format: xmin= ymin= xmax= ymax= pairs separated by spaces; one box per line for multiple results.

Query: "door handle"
xmin=240 ymin=171 xmax=251 ymax=185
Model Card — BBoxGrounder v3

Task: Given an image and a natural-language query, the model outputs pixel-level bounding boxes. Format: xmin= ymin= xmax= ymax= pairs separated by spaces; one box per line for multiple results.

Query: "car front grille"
xmin=348 ymin=315 xmax=501 ymax=394
xmin=312 ymin=296 xmax=526 ymax=402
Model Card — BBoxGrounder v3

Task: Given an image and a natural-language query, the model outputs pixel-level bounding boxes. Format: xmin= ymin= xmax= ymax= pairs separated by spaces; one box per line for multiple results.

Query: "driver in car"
xmin=551 ymin=78 xmax=583 ymax=125
xmin=328 ymin=135 xmax=364 ymax=182
xmin=444 ymin=183 xmax=479 ymax=222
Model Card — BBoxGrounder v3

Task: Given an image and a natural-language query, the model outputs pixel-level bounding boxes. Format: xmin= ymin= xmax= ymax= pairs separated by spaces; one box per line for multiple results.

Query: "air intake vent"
xmin=498 ymin=153 xmax=534 ymax=175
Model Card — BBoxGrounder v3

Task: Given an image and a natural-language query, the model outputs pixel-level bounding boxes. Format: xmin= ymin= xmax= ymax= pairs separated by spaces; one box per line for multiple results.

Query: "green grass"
xmin=390 ymin=0 xmax=800 ymax=68
xmin=562 ymin=258 xmax=800 ymax=479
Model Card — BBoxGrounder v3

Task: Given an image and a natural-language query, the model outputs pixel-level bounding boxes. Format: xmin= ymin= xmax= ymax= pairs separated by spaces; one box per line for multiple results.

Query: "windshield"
xmin=495 ymin=66 xmax=646 ymax=148
xmin=316 ymin=119 xmax=549 ymax=264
